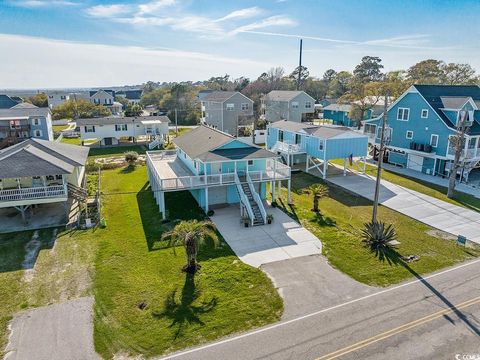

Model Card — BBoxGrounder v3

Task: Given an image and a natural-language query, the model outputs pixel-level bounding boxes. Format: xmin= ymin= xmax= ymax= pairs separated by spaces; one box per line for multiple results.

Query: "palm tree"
xmin=162 ymin=220 xmax=219 ymax=274
xmin=303 ymin=184 xmax=329 ymax=213
xmin=361 ymin=221 xmax=397 ymax=254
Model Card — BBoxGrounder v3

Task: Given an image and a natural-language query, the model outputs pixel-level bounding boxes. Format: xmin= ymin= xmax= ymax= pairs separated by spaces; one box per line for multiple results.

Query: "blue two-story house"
xmin=364 ymin=85 xmax=480 ymax=181
xmin=323 ymin=103 xmax=373 ymax=127
xmin=146 ymin=125 xmax=291 ymax=225
xmin=266 ymin=120 xmax=369 ymax=179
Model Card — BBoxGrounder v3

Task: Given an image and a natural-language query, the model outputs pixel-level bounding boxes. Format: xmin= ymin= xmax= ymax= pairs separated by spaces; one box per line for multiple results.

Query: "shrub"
xmin=207 ymin=210 xmax=215 ymax=216
xmin=124 ymin=151 xmax=139 ymax=166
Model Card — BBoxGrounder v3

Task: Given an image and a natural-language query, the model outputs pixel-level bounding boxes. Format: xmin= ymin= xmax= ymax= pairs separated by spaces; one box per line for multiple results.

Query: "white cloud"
xmin=230 ymin=15 xmax=296 ymax=36
xmin=85 ymin=4 xmax=133 ymax=18
xmin=0 ymin=33 xmax=271 ymax=89
xmin=138 ymin=0 xmax=177 ymax=15
xmin=215 ymin=7 xmax=263 ymax=22
xmin=11 ymin=0 xmax=78 ymax=7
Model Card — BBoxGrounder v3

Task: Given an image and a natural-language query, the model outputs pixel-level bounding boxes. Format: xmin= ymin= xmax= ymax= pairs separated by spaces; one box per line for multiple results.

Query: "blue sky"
xmin=0 ymin=0 xmax=479 ymax=88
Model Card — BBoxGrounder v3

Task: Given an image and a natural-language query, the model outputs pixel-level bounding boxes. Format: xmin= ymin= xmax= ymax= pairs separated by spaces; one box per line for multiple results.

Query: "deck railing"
xmin=147 ymin=151 xmax=291 ymax=191
xmin=272 ymin=141 xmax=305 ymax=154
xmin=0 ymin=185 xmax=67 ymax=202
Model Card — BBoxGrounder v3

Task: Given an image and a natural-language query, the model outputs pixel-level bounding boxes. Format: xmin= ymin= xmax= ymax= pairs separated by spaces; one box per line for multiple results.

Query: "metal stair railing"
xmin=234 ymin=173 xmax=254 ymax=226
xmin=246 ymin=172 xmax=266 ymax=224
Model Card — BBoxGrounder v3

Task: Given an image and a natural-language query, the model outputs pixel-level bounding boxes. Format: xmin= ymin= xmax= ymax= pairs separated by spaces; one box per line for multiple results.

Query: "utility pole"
xmin=372 ymin=94 xmax=388 ymax=223
xmin=297 ymin=39 xmax=303 ymax=91
xmin=175 ymin=108 xmax=178 ymax=136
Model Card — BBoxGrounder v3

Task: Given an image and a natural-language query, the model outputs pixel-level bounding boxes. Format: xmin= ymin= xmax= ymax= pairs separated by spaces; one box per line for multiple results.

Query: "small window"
xmin=85 ymin=125 xmax=95 ymax=133
xmin=55 ymin=174 xmax=63 ymax=180
xmin=278 ymin=130 xmax=284 ymax=142
xmin=421 ymin=109 xmax=428 ymax=118
xmin=115 ymin=124 xmax=127 ymax=131
xmin=267 ymin=128 xmax=270 ymax=135
xmin=295 ymin=134 xmax=301 ymax=144
xmin=397 ymin=108 xmax=409 ymax=121
xmin=247 ymin=160 xmax=254 ymax=166
xmin=241 ymin=103 xmax=249 ymax=111
xmin=319 ymin=140 xmax=324 ymax=151
xmin=33 ymin=118 xmax=40 ymax=125
xmin=430 ymin=134 xmax=439 ymax=147
xmin=291 ymin=101 xmax=299 ymax=109
xmin=226 ymin=103 xmax=235 ymax=111
xmin=406 ymin=130 xmax=413 ymax=139
xmin=305 ymin=101 xmax=312 ymax=109
xmin=364 ymin=123 xmax=376 ymax=135
xmin=34 ymin=129 xmax=42 ymax=137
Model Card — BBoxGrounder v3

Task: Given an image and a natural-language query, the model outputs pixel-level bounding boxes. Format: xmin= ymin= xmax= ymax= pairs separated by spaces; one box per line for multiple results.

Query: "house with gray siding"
xmin=364 ymin=85 xmax=480 ymax=182
xmin=0 ymin=107 xmax=53 ymax=149
xmin=202 ymin=91 xmax=254 ymax=136
xmin=264 ymin=91 xmax=315 ymax=123
xmin=89 ymin=89 xmax=122 ymax=115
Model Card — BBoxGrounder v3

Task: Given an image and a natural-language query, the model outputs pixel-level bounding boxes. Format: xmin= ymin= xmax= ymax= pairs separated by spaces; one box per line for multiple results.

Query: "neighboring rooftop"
xmin=202 ymin=91 xmax=238 ymax=102
xmin=0 ymin=95 xmax=21 ymax=109
xmin=0 ymin=138 xmax=89 ymax=178
xmin=11 ymin=102 xmax=38 ymax=109
xmin=124 ymin=90 xmax=143 ymax=100
xmin=323 ymin=103 xmax=352 ymax=112
xmin=0 ymin=107 xmax=50 ymax=118
xmin=89 ymin=89 xmax=115 ymax=97
xmin=266 ymin=90 xmax=313 ymax=102
xmin=270 ymin=120 xmax=363 ymax=139
xmin=76 ymin=115 xmax=170 ymax=126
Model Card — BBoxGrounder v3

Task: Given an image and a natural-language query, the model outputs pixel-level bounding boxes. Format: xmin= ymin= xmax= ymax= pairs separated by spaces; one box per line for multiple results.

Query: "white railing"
xmin=246 ymin=172 xmax=266 ymax=224
xmin=235 ymin=173 xmax=254 ymax=226
xmin=448 ymin=147 xmax=479 ymax=159
xmin=272 ymin=141 xmax=305 ymax=154
xmin=0 ymin=185 xmax=67 ymax=202
xmin=148 ymin=135 xmax=162 ymax=150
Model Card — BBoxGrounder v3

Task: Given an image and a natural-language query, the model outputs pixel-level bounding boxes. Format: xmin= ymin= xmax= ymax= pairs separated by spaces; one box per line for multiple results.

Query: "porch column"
xmin=159 ymin=191 xmax=165 ymax=219
xmin=287 ymin=179 xmax=292 ymax=204
xmin=270 ymin=180 xmax=275 ymax=202
xmin=305 ymin=154 xmax=309 ymax=173
xmin=277 ymin=180 xmax=281 ymax=199
xmin=323 ymin=160 xmax=328 ymax=180
xmin=343 ymin=158 xmax=347 ymax=176
xmin=433 ymin=158 xmax=437 ymax=176
xmin=205 ymin=187 xmax=209 ymax=213
xmin=362 ymin=157 xmax=367 ymax=174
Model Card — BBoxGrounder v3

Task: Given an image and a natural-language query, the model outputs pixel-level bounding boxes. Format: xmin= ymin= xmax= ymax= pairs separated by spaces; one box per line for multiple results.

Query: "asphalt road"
xmin=158 ymin=258 xmax=480 ymax=360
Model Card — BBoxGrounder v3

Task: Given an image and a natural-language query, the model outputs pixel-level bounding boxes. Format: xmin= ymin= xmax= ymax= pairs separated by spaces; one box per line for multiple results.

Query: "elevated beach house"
xmin=266 ymin=120 xmax=369 ymax=179
xmin=146 ymin=125 xmax=291 ymax=225
xmin=364 ymin=85 xmax=480 ymax=182
xmin=0 ymin=139 xmax=89 ymax=225
xmin=263 ymin=90 xmax=315 ymax=123
xmin=77 ymin=115 xmax=170 ymax=148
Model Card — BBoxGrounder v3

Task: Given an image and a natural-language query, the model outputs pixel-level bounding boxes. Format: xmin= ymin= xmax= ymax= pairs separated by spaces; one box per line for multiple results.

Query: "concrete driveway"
xmin=210 ymin=205 xmax=322 ymax=267
xmin=328 ymin=172 xmax=480 ymax=245
xmin=4 ymin=297 xmax=99 ymax=360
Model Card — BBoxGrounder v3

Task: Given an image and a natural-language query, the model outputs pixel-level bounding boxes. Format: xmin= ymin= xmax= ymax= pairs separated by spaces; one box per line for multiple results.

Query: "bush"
xmin=124 ymin=151 xmax=139 ymax=166
xmin=207 ymin=210 xmax=215 ymax=216
xmin=271 ymin=201 xmax=278 ymax=208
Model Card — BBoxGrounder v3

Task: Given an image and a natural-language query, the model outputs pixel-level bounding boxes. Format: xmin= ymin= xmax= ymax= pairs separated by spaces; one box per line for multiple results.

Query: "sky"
xmin=0 ymin=0 xmax=479 ymax=89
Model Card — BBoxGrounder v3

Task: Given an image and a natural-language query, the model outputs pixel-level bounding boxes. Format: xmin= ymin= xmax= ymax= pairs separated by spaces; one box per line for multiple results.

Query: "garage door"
xmin=407 ymin=154 xmax=423 ymax=172
xmin=208 ymin=186 xmax=227 ymax=205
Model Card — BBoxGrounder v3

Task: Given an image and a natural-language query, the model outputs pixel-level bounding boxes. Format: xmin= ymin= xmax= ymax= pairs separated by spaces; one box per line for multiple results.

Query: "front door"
xmin=407 ymin=154 xmax=423 ymax=172
xmin=104 ymin=137 xmax=113 ymax=146
xmin=211 ymin=162 xmax=222 ymax=174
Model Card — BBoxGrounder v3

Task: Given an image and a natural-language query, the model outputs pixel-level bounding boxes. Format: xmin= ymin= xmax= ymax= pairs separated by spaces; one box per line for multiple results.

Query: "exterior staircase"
xmin=148 ymin=135 xmax=162 ymax=150
xmin=67 ymin=183 xmax=88 ymax=202
xmin=238 ymin=176 xmax=265 ymax=226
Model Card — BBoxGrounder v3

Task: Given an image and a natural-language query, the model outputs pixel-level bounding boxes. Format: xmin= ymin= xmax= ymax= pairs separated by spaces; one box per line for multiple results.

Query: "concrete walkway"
xmin=4 ymin=297 xmax=99 ymax=360
xmin=328 ymin=172 xmax=480 ymax=245
xmin=210 ymin=205 xmax=322 ymax=267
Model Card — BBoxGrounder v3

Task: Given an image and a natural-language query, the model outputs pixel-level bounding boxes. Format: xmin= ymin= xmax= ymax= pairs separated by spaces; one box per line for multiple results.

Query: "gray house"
xmin=264 ymin=91 xmax=315 ymax=123
xmin=0 ymin=107 xmax=54 ymax=149
xmin=202 ymin=91 xmax=254 ymax=136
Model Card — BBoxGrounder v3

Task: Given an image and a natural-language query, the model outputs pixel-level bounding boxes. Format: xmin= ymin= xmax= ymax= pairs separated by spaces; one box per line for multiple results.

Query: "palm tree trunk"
xmin=313 ymin=195 xmax=319 ymax=212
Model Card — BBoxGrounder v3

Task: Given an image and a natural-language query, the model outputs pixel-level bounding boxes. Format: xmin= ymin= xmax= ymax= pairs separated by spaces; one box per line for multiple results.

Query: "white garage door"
xmin=407 ymin=154 xmax=424 ymax=172
xmin=208 ymin=186 xmax=227 ymax=205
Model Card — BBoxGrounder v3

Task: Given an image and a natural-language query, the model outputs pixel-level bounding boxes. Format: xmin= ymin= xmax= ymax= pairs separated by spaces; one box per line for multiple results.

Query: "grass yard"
xmin=88 ymin=144 xmax=147 ymax=158
xmin=0 ymin=228 xmax=97 ymax=355
xmin=53 ymin=124 xmax=70 ymax=132
xmin=60 ymin=136 xmax=81 ymax=145
xmin=92 ymin=166 xmax=282 ymax=358
xmin=169 ymin=127 xmax=194 ymax=137
xmin=333 ymin=160 xmax=480 ymax=212
xmin=274 ymin=172 xmax=479 ymax=287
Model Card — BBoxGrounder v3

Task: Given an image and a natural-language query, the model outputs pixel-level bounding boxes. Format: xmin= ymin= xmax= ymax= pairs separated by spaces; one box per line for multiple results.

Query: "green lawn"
xmin=92 ymin=166 xmax=282 ymax=358
xmin=88 ymin=145 xmax=147 ymax=158
xmin=0 ymin=228 xmax=97 ymax=355
xmin=169 ymin=127 xmax=194 ymax=137
xmin=60 ymin=137 xmax=81 ymax=145
xmin=53 ymin=124 xmax=69 ymax=132
xmin=273 ymin=172 xmax=479 ymax=287
xmin=333 ymin=160 xmax=480 ymax=213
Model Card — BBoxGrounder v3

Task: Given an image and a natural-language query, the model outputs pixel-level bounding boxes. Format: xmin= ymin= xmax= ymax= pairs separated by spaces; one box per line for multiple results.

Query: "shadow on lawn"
xmin=153 ymin=273 xmax=217 ymax=339
xmin=373 ymin=246 xmax=480 ymax=336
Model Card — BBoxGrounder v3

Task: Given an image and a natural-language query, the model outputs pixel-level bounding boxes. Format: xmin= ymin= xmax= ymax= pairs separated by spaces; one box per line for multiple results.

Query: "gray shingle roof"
xmin=440 ymin=96 xmax=471 ymax=109
xmin=173 ymin=125 xmax=234 ymax=159
xmin=323 ymin=103 xmax=352 ymax=112
xmin=201 ymin=91 xmax=237 ymax=102
xmin=11 ymin=102 xmax=38 ymax=109
xmin=198 ymin=147 xmax=277 ymax=162
xmin=269 ymin=120 xmax=316 ymax=132
xmin=76 ymin=115 xmax=170 ymax=126
xmin=266 ymin=91 xmax=312 ymax=102
xmin=270 ymin=120 xmax=360 ymax=139
xmin=0 ymin=139 xmax=89 ymax=179
xmin=0 ymin=107 xmax=50 ymax=118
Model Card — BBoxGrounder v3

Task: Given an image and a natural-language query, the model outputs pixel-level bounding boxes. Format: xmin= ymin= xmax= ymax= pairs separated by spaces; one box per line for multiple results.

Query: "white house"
xmin=77 ymin=115 xmax=170 ymax=148
xmin=89 ymin=90 xmax=123 ymax=115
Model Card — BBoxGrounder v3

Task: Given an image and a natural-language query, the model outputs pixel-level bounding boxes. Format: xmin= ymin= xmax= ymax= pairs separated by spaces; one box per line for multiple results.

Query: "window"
xmin=267 ymin=128 xmax=270 ymax=135
xmin=278 ymin=130 xmax=284 ymax=142
xmin=94 ymin=99 xmax=100 ymax=105
xmin=305 ymin=101 xmax=312 ymax=109
xmin=248 ymin=160 xmax=254 ymax=166
xmin=397 ymin=107 xmax=409 ymax=121
xmin=364 ymin=124 xmax=376 ymax=135
xmin=241 ymin=103 xmax=249 ymax=111
xmin=291 ymin=101 xmax=299 ymax=109
xmin=34 ymin=129 xmax=42 ymax=137
xmin=430 ymin=134 xmax=439 ymax=147
xmin=55 ymin=174 xmax=63 ymax=180
xmin=49 ymin=95 xmax=53 ymax=99
xmin=406 ymin=130 xmax=413 ymax=140
xmin=319 ymin=140 xmax=324 ymax=151
xmin=226 ymin=103 xmax=235 ymax=111
xmin=60 ymin=95 xmax=66 ymax=100
xmin=421 ymin=109 xmax=428 ymax=118
xmin=85 ymin=125 xmax=95 ymax=133
xmin=33 ymin=118 xmax=40 ymax=125
xmin=295 ymin=134 xmax=301 ymax=144
xmin=115 ymin=124 xmax=127 ymax=131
